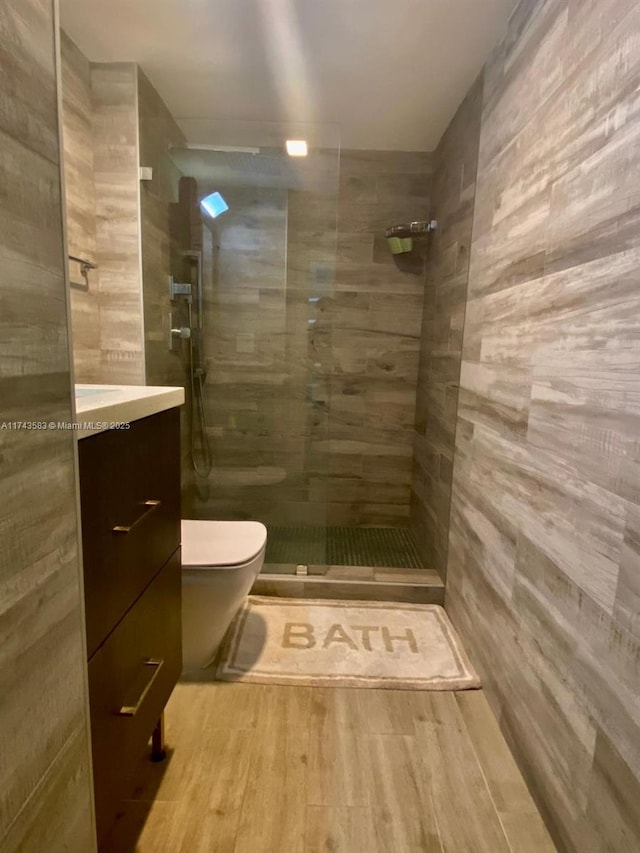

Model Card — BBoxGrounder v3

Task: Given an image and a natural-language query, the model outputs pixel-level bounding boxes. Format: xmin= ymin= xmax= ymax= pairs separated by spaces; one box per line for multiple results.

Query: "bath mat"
xmin=216 ymin=597 xmax=480 ymax=691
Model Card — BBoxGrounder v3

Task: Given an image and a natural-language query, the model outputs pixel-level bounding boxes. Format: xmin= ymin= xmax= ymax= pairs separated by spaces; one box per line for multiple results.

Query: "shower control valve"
xmin=168 ymin=310 xmax=192 ymax=350
xmin=171 ymin=326 xmax=191 ymax=340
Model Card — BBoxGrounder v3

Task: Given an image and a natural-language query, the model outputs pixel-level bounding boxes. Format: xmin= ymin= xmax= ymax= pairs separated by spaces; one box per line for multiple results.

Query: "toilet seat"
xmin=181 ymin=520 xmax=267 ymax=568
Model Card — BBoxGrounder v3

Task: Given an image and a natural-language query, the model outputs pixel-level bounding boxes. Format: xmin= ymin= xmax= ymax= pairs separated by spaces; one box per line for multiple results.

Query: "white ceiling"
xmin=60 ymin=0 xmax=516 ymax=151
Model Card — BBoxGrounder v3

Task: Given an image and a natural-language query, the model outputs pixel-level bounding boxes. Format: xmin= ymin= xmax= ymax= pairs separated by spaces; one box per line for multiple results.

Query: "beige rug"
xmin=216 ymin=597 xmax=480 ymax=690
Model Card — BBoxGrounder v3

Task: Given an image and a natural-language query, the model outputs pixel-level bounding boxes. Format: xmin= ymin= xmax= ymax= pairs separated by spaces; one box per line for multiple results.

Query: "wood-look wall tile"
xmin=1 ymin=7 xmax=93 ymax=849
xmin=446 ymin=1 xmax=640 ymax=849
xmin=0 ymin=136 xmax=70 ymax=379
xmin=578 ymin=730 xmax=640 ymax=853
xmin=409 ymin=74 xmax=483 ymax=578
xmin=514 ymin=535 xmax=640 ymax=776
xmin=0 ymin=0 xmax=59 ymax=163
xmin=188 ymin=150 xmax=431 ymax=527
xmin=336 ymin=232 xmax=375 ymax=264
xmin=91 ymin=62 xmax=145 ymax=384
xmin=613 ymin=503 xmax=640 ymax=639
xmin=61 ymin=34 xmax=98 ymax=386
xmin=1 ymin=728 xmax=93 ymax=853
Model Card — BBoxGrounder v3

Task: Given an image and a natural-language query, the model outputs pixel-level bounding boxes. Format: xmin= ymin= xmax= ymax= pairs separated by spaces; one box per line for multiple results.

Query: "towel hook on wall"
xmin=68 ymin=254 xmax=98 ymax=288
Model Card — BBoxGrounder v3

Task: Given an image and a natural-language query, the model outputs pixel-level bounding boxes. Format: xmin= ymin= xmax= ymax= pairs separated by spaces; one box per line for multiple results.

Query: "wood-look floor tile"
xmin=307 ymin=725 xmax=374 ymax=807
xmin=261 ymin=682 xmax=313 ymax=728
xmin=414 ymin=693 xmax=511 ymax=853
xmin=233 ymin=710 xmax=309 ymax=853
xmin=111 ymin=724 xmax=254 ymax=852
xmin=106 ymin=798 xmax=242 ymax=853
xmin=309 ymin=686 xmax=416 ymax=736
xmin=305 ymin=806 xmax=378 ymax=853
xmin=101 ymin=800 xmax=176 ymax=853
xmin=171 ymin=681 xmax=267 ymax=731
xmin=309 ymin=686 xmax=353 ymax=734
xmin=105 ymin=682 xmax=554 ymax=852
xmin=184 ymin=731 xmax=253 ymax=851
xmin=369 ymin=734 xmax=443 ymax=852
xmin=455 ymin=691 xmax=557 ymax=852
xmin=355 ymin=688 xmax=419 ymax=735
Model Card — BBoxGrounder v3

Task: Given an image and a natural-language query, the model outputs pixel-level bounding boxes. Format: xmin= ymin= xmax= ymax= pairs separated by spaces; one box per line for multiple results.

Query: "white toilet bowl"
xmin=180 ymin=519 xmax=267 ymax=671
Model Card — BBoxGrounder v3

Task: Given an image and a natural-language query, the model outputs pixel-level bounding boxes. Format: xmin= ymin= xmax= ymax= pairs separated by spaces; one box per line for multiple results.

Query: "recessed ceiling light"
xmin=286 ymin=139 xmax=308 ymax=157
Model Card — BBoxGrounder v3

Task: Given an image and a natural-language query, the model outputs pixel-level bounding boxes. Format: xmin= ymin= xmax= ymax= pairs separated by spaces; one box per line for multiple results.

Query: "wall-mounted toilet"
xmin=181 ymin=519 xmax=267 ymax=671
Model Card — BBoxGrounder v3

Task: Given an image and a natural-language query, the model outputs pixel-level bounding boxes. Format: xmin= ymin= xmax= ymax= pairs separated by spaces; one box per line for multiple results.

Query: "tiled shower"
xmin=62 ymin=32 xmax=443 ymax=576
xmin=146 ymin=130 xmax=436 ymax=573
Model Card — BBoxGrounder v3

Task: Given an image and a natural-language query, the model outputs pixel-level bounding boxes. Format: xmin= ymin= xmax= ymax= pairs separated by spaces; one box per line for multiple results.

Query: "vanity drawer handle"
xmin=112 ymin=499 xmax=161 ymax=533
xmin=118 ymin=659 xmax=164 ymax=717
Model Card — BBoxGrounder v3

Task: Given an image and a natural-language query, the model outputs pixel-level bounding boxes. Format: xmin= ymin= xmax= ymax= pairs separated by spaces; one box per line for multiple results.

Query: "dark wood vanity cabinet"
xmin=78 ymin=407 xmax=182 ymax=846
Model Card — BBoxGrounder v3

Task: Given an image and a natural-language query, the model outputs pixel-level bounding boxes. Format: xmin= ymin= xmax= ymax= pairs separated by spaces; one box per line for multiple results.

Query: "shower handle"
xmin=168 ymin=311 xmax=191 ymax=350
xmin=171 ymin=327 xmax=191 ymax=339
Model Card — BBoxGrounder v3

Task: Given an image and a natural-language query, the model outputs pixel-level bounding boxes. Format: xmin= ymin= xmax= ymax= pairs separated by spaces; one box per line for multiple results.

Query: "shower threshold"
xmin=252 ymin=566 xmax=444 ymax=605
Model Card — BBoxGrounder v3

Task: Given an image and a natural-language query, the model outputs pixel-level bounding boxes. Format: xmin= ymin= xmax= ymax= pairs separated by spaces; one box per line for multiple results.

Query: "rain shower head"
xmin=200 ymin=191 xmax=229 ymax=219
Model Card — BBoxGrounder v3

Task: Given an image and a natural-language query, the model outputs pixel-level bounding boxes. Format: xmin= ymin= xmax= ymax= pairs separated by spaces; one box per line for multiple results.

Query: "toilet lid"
xmin=181 ymin=519 xmax=267 ymax=567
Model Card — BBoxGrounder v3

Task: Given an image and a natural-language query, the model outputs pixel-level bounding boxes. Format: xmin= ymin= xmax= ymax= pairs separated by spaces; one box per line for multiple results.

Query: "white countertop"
xmin=74 ymin=384 xmax=185 ymax=439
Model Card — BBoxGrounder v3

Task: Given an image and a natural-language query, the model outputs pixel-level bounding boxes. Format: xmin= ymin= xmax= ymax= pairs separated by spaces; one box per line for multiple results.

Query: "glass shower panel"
xmin=165 ymin=120 xmax=340 ymax=573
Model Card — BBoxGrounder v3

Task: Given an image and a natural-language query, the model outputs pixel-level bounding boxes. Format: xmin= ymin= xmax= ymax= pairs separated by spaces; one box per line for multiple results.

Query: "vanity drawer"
xmin=88 ymin=549 xmax=182 ymax=845
xmin=79 ymin=407 xmax=180 ymax=656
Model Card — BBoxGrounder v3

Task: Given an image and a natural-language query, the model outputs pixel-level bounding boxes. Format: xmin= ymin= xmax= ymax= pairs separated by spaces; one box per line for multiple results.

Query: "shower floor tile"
xmin=264 ymin=526 xmax=424 ymax=570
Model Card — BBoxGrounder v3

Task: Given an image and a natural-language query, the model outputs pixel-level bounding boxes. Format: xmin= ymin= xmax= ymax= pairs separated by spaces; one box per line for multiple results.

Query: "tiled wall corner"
xmin=409 ymin=75 xmax=484 ymax=577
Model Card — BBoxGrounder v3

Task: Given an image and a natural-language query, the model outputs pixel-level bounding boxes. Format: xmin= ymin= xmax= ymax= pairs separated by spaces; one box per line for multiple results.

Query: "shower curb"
xmin=251 ymin=571 xmax=445 ymax=606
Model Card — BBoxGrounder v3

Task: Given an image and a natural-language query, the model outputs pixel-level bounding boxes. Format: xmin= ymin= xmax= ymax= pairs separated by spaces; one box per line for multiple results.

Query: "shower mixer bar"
xmin=169 ymin=251 xmax=212 ymax=477
xmin=184 ymin=250 xmax=204 ymax=330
